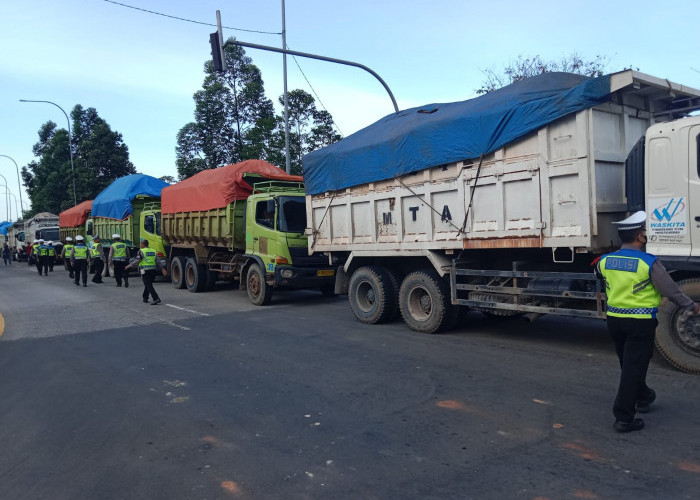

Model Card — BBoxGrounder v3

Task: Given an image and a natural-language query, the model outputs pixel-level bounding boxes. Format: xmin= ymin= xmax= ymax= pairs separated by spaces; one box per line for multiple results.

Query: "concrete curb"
xmin=0 ymin=311 xmax=4 ymax=337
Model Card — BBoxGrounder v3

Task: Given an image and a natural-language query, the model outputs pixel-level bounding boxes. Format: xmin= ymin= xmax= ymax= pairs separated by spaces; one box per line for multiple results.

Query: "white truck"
xmin=304 ymin=70 xmax=700 ymax=373
xmin=24 ymin=212 xmax=62 ymax=260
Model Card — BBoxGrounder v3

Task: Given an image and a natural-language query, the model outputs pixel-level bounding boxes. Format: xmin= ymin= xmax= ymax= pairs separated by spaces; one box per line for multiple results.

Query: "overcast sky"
xmin=1 ymin=0 xmax=699 ymax=220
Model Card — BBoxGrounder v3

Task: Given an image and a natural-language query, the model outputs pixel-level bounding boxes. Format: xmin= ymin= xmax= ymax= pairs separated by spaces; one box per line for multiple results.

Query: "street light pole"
xmin=0 ymin=175 xmax=11 ymax=221
xmin=281 ymin=0 xmax=291 ymax=174
xmin=19 ymin=99 xmax=77 ymax=206
xmin=0 ymin=155 xmax=25 ymax=218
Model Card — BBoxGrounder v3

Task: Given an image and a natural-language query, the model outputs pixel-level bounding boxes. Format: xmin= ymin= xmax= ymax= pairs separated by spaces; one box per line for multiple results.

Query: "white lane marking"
xmin=166 ymin=304 xmax=211 ymax=316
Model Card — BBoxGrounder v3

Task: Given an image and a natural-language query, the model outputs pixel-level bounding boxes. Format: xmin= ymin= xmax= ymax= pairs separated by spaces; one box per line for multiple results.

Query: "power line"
xmin=101 ymin=0 xmax=281 ymax=35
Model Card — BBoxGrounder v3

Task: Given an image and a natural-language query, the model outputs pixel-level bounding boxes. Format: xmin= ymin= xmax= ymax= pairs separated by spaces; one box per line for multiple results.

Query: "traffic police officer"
xmin=108 ymin=233 xmax=129 ymax=288
xmin=90 ymin=235 xmax=105 ymax=284
xmin=70 ymin=235 xmax=89 ymax=287
xmin=46 ymin=241 xmax=56 ymax=272
xmin=597 ymin=211 xmax=699 ymax=432
xmin=36 ymin=239 xmax=48 ymax=276
xmin=62 ymin=237 xmax=75 ymax=279
xmin=126 ymin=239 xmax=166 ymax=305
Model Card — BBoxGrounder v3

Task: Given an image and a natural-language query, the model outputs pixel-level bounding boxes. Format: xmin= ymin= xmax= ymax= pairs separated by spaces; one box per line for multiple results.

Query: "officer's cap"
xmin=38 ymin=239 xmax=44 ymax=243
xmin=33 ymin=239 xmax=38 ymax=243
xmin=66 ymin=237 xmax=73 ymax=242
xmin=613 ymin=211 xmax=647 ymax=232
xmin=112 ymin=233 xmax=120 ymax=239
xmin=46 ymin=241 xmax=53 ymax=245
xmin=75 ymin=235 xmax=84 ymax=241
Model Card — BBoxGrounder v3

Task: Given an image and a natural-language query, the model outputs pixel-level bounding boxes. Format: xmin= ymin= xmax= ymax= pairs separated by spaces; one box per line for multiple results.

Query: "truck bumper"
xmin=273 ymin=265 xmax=336 ymax=289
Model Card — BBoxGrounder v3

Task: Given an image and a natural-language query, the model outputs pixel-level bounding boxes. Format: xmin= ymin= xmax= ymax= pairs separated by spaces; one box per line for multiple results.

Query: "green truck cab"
xmin=244 ymin=183 xmax=336 ymax=303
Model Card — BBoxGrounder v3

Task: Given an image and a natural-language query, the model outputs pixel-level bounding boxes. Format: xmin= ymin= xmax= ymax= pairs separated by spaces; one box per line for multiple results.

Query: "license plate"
xmin=317 ymin=269 xmax=335 ymax=277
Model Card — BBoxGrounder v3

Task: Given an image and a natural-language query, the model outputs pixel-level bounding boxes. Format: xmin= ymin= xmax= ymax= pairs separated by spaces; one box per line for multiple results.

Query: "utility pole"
xmin=282 ymin=0 xmax=291 ymax=174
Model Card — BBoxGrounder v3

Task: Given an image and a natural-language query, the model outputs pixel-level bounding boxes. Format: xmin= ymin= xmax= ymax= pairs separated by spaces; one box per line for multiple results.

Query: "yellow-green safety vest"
xmin=90 ymin=243 xmax=102 ymax=258
xmin=38 ymin=245 xmax=48 ymax=257
xmin=63 ymin=244 xmax=74 ymax=256
xmin=73 ymin=244 xmax=88 ymax=260
xmin=599 ymin=249 xmax=661 ymax=319
xmin=139 ymin=247 xmax=157 ymax=270
xmin=112 ymin=242 xmax=128 ymax=260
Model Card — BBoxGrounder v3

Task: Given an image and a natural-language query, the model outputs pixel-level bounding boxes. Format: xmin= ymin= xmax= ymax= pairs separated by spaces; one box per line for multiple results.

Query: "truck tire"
xmin=247 ymin=263 xmax=272 ymax=305
xmin=171 ymin=256 xmax=187 ymax=289
xmin=655 ymin=278 xmax=700 ymax=374
xmin=185 ymin=257 xmax=206 ymax=293
xmin=348 ymin=266 xmax=397 ymax=324
xmin=399 ymin=270 xmax=457 ymax=334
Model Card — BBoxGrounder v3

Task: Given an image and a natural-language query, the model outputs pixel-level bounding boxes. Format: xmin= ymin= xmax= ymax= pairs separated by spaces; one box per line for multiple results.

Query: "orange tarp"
xmin=58 ymin=200 xmax=93 ymax=228
xmin=161 ymin=160 xmax=303 ymax=214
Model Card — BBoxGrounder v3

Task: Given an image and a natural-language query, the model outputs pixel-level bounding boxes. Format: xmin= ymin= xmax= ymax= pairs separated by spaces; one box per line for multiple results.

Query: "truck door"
xmin=253 ymin=199 xmax=278 ymax=273
xmin=142 ymin=212 xmax=165 ymax=257
xmin=688 ymin=126 xmax=700 ymax=257
xmin=646 ymin=132 xmax=691 ymax=256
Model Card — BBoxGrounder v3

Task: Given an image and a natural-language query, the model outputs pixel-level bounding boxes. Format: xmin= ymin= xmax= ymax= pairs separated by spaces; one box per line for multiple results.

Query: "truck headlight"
xmin=281 ymin=269 xmax=293 ymax=278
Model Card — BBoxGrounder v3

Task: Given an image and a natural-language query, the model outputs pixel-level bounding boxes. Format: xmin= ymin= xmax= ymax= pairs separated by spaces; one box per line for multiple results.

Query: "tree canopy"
xmin=176 ymin=38 xmax=342 ymax=179
xmin=22 ymin=105 xmax=135 ymax=217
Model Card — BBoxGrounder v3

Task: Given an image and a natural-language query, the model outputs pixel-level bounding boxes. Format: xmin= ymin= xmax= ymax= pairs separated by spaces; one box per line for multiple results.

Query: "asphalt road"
xmin=1 ymin=261 xmax=699 ymax=500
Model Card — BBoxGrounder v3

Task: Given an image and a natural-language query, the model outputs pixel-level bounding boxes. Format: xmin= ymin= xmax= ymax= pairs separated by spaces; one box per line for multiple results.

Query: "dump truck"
xmin=162 ymin=160 xmax=335 ymax=305
xmin=90 ymin=174 xmax=169 ymax=273
xmin=304 ymin=70 xmax=700 ymax=374
xmin=23 ymin=212 xmax=62 ymax=262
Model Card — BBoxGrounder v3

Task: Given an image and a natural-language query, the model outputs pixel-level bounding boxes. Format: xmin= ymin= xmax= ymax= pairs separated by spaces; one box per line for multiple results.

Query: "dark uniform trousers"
xmin=65 ymin=257 xmax=74 ymax=278
xmin=36 ymin=255 xmax=45 ymax=275
xmin=74 ymin=260 xmax=88 ymax=285
xmin=92 ymin=259 xmax=104 ymax=283
xmin=141 ymin=270 xmax=160 ymax=301
xmin=113 ymin=260 xmax=129 ymax=287
xmin=606 ymin=315 xmax=657 ymax=422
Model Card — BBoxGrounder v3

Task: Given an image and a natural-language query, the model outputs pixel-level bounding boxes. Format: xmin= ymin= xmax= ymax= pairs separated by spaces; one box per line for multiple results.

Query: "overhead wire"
xmin=102 ymin=0 xmax=344 ymax=137
xmin=101 ymin=0 xmax=281 ymax=35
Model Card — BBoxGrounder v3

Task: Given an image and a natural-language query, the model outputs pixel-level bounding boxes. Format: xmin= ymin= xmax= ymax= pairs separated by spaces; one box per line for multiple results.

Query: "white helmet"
xmin=47 ymin=241 xmax=53 ymax=246
xmin=112 ymin=233 xmax=120 ymax=239
xmin=33 ymin=239 xmax=39 ymax=244
xmin=38 ymin=239 xmax=44 ymax=243
xmin=75 ymin=235 xmax=84 ymax=241
xmin=66 ymin=237 xmax=73 ymax=242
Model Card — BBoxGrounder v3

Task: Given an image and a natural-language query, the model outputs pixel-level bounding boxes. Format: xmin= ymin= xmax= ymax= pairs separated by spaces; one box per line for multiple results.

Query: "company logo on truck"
xmin=650 ymin=198 xmax=685 ymax=228
xmin=649 ymin=197 xmax=687 ymax=244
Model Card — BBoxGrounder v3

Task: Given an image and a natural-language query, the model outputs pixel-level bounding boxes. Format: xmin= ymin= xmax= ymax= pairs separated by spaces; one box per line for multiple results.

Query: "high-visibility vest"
xmin=73 ymin=244 xmax=88 ymax=260
xmin=112 ymin=242 xmax=128 ymax=260
xmin=63 ymin=244 xmax=74 ymax=257
xmin=139 ymin=247 xmax=157 ymax=270
xmin=38 ymin=245 xmax=49 ymax=257
xmin=599 ymin=249 xmax=662 ymax=319
xmin=90 ymin=243 xmax=102 ymax=258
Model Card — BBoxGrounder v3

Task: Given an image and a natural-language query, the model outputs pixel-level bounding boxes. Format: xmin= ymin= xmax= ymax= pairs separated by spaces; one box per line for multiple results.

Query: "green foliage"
xmin=176 ymin=39 xmax=342 ymax=179
xmin=22 ymin=105 xmax=135 ymax=216
xmin=476 ymin=53 xmax=610 ymax=94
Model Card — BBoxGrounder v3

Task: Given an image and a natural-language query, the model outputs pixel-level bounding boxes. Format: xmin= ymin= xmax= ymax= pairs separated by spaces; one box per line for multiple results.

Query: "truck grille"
xmin=288 ymin=246 xmax=328 ymax=267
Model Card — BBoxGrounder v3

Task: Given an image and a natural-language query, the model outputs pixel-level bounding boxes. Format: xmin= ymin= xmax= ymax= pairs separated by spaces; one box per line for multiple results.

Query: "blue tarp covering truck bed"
xmin=302 ymin=72 xmax=613 ymax=195
xmin=91 ymin=174 xmax=169 ymax=220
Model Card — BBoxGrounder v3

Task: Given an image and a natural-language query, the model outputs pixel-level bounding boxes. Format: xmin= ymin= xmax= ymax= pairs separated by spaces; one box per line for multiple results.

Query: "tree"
xmin=276 ymin=89 xmax=342 ymax=175
xmin=176 ymin=38 xmax=276 ymax=179
xmin=159 ymin=175 xmax=176 ymax=184
xmin=177 ymin=39 xmax=342 ymax=179
xmin=22 ymin=105 xmax=136 ymax=216
xmin=476 ymin=53 xmax=610 ymax=94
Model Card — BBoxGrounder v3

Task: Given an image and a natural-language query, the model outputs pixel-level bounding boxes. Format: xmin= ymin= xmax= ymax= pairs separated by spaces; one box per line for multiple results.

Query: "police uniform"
xmin=109 ymin=234 xmax=129 ymax=288
xmin=128 ymin=243 xmax=163 ymax=304
xmin=596 ymin=211 xmax=696 ymax=432
xmin=70 ymin=236 xmax=89 ymax=287
xmin=46 ymin=241 xmax=55 ymax=271
xmin=62 ymin=238 xmax=75 ymax=278
xmin=90 ymin=236 xmax=105 ymax=284
xmin=36 ymin=239 xmax=48 ymax=276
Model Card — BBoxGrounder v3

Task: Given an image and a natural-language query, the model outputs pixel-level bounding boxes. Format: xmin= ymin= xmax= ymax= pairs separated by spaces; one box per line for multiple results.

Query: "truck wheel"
xmin=185 ymin=257 xmax=206 ymax=293
xmin=348 ymin=266 xmax=397 ymax=324
xmin=171 ymin=256 xmax=187 ymax=289
xmin=247 ymin=263 xmax=272 ymax=305
xmin=655 ymin=278 xmax=700 ymax=374
xmin=399 ymin=270 xmax=457 ymax=334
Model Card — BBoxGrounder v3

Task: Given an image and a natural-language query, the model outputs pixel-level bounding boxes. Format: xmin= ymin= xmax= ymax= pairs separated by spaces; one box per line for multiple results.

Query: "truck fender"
xmin=239 ymin=255 xmax=267 ymax=291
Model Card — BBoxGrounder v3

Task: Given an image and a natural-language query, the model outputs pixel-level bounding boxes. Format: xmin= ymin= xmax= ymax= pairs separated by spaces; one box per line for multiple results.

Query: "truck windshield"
xmin=277 ymin=196 xmax=307 ymax=233
xmin=37 ymin=228 xmax=60 ymax=241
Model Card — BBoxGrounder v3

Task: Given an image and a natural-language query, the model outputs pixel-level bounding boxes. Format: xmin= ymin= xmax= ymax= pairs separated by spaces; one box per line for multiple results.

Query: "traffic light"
xmin=210 ymin=32 xmax=224 ymax=72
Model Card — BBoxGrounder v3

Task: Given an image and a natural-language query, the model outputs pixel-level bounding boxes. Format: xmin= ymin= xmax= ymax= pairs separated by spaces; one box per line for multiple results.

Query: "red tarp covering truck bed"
xmin=59 ymin=200 xmax=93 ymax=228
xmin=161 ymin=160 xmax=303 ymax=214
